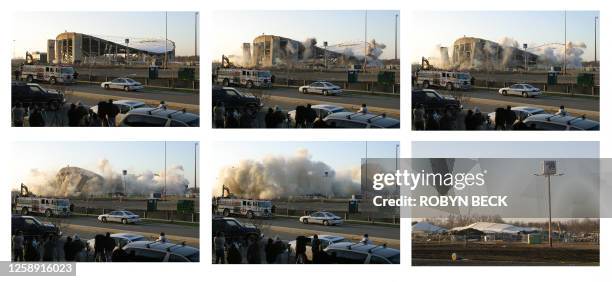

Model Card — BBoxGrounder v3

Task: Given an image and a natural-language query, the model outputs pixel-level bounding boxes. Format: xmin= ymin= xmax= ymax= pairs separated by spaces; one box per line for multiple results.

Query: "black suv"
xmin=212 ymin=86 xmax=263 ymax=111
xmin=12 ymin=81 xmax=66 ymax=110
xmin=11 ymin=215 xmax=61 ymax=239
xmin=212 ymin=217 xmax=261 ymax=243
xmin=412 ymin=89 xmax=462 ymax=113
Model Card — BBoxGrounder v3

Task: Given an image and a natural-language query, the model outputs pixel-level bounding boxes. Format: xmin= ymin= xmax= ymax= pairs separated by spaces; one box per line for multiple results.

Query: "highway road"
xmin=213 ymin=86 xmax=399 ymax=128
xmin=234 ymin=216 xmax=400 ymax=248
xmin=58 ymin=215 xmax=199 ymax=246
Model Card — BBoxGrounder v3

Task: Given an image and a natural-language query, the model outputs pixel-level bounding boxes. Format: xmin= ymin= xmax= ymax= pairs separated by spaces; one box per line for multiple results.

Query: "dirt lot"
xmin=412 ymin=242 xmax=599 ymax=266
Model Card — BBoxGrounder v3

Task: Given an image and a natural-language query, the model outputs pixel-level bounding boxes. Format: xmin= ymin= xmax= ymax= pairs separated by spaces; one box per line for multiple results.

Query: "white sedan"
xmin=498 ymin=84 xmax=542 ymax=97
xmin=288 ymin=104 xmax=349 ymax=126
xmin=90 ymin=100 xmax=147 ymax=123
xmin=299 ymin=211 xmax=343 ymax=226
xmin=299 ymin=81 xmax=342 ymax=96
xmin=101 ymin=78 xmax=144 ymax=91
xmin=98 ymin=210 xmax=141 ymax=224
xmin=87 ymin=233 xmax=146 ymax=253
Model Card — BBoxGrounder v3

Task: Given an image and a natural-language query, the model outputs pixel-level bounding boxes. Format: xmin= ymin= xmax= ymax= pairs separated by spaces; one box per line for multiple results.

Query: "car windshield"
xmin=523 ymin=84 xmax=534 ymax=89
xmin=125 ymin=78 xmax=137 ymax=83
xmin=61 ymin=67 xmax=75 ymax=74
xmin=457 ymin=73 xmax=470 ymax=80
xmin=123 ymin=211 xmax=136 ymax=216
xmin=257 ymin=201 xmax=272 ymax=208
xmin=56 ymin=199 xmax=70 ymax=206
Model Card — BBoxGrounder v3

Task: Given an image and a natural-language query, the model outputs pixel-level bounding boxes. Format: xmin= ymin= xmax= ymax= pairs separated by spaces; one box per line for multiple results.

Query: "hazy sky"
xmin=410 ymin=11 xmax=599 ymax=63
xmin=212 ymin=10 xmax=399 ymax=60
xmin=210 ymin=141 xmax=399 ymax=178
xmin=412 ymin=141 xmax=599 ymax=158
xmin=9 ymin=141 xmax=199 ymax=189
xmin=12 ymin=11 xmax=198 ymax=58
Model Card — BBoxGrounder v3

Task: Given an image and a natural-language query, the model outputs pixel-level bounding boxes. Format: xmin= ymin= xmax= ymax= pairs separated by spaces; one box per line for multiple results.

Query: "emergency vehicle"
xmin=416 ymin=70 xmax=472 ymax=90
xmin=20 ymin=64 xmax=77 ymax=84
xmin=13 ymin=184 xmax=72 ymax=217
xmin=213 ymin=185 xmax=272 ymax=219
xmin=214 ymin=68 xmax=272 ymax=89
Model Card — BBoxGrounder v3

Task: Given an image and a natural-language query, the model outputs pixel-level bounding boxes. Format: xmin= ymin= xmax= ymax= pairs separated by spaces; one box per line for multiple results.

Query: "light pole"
xmin=595 ymin=16 xmax=598 ymax=63
xmin=394 ymin=14 xmax=398 ymax=61
xmin=523 ymin=43 xmax=528 ymax=72
xmin=563 ymin=11 xmax=567 ymax=75
xmin=164 ymin=141 xmax=167 ymax=198
xmin=395 ymin=144 xmax=399 ymax=190
xmin=122 ymin=170 xmax=128 ymax=196
xmin=534 ymin=160 xmax=564 ymax=248
xmin=165 ymin=11 xmax=168 ymax=69
xmin=323 ymin=41 xmax=328 ymax=71
xmin=195 ymin=12 xmax=198 ymax=58
xmin=363 ymin=10 xmax=368 ymax=73
xmin=194 ymin=142 xmax=198 ymax=190
xmin=125 ymin=39 xmax=130 ymax=65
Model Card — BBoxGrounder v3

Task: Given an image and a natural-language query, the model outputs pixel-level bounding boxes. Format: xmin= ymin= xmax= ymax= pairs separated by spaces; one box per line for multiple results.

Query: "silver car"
xmin=288 ymin=235 xmax=349 ymax=261
xmin=487 ymin=106 xmax=546 ymax=127
xmin=299 ymin=211 xmax=343 ymax=226
xmin=498 ymin=84 xmax=542 ymax=97
xmin=101 ymin=78 xmax=144 ymax=91
xmin=299 ymin=81 xmax=342 ymax=96
xmin=98 ymin=210 xmax=141 ymax=224
xmin=87 ymin=233 xmax=146 ymax=253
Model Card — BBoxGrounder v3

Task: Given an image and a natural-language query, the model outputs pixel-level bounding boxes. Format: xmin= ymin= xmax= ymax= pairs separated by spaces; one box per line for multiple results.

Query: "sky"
xmin=410 ymin=11 xmax=600 ymax=63
xmin=9 ymin=141 xmax=199 ymax=189
xmin=210 ymin=141 xmax=399 ymax=178
xmin=212 ymin=10 xmax=399 ymax=60
xmin=412 ymin=141 xmax=599 ymax=158
xmin=12 ymin=11 xmax=198 ymax=58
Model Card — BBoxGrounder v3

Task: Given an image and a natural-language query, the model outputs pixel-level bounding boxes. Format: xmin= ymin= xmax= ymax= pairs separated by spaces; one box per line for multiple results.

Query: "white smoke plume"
xmin=20 ymin=159 xmax=190 ymax=198
xmin=534 ymin=41 xmax=587 ymax=68
xmin=214 ymin=149 xmax=360 ymax=199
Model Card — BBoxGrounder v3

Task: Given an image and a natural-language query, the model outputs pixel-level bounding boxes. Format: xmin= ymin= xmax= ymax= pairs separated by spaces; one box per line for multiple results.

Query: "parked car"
xmin=298 ymin=81 xmax=343 ymax=96
xmin=412 ymin=89 xmax=462 ymax=114
xmin=288 ymin=235 xmax=349 ymax=261
xmin=11 ymin=215 xmax=61 ymax=239
xmin=299 ymin=211 xmax=343 ymax=226
xmin=288 ymin=104 xmax=349 ymax=126
xmin=212 ymin=217 xmax=261 ymax=243
xmin=487 ymin=106 xmax=546 ymax=127
xmin=122 ymin=241 xmax=199 ymax=262
xmin=87 ymin=233 xmax=146 ymax=253
xmin=119 ymin=107 xmax=199 ymax=127
xmin=98 ymin=210 xmax=141 ymax=224
xmin=90 ymin=100 xmax=147 ymax=123
xmin=323 ymin=112 xmax=400 ymax=128
xmin=498 ymin=84 xmax=542 ymax=97
xmin=101 ymin=78 xmax=144 ymax=91
xmin=523 ymin=114 xmax=600 ymax=130
xmin=324 ymin=242 xmax=400 ymax=264
xmin=11 ymin=81 xmax=65 ymax=110
xmin=212 ymin=86 xmax=263 ymax=111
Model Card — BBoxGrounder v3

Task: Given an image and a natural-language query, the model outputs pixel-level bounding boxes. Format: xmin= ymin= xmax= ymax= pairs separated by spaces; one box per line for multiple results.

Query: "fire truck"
xmin=415 ymin=57 xmax=472 ymax=90
xmin=13 ymin=184 xmax=72 ymax=217
xmin=19 ymin=64 xmax=77 ymax=85
xmin=214 ymin=68 xmax=272 ymax=89
xmin=213 ymin=185 xmax=272 ymax=219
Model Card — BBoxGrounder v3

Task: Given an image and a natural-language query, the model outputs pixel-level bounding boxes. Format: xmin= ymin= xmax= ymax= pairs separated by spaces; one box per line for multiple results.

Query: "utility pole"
xmin=195 ymin=12 xmax=198 ymax=58
xmin=395 ymin=14 xmax=398 ymax=61
xmin=595 ymin=16 xmax=598 ymax=63
xmin=194 ymin=142 xmax=198 ymax=190
xmin=535 ymin=160 xmax=564 ymax=248
xmin=564 ymin=11 xmax=567 ymax=75
xmin=523 ymin=43 xmax=528 ymax=72
xmin=164 ymin=141 xmax=167 ymax=198
xmin=364 ymin=10 xmax=368 ymax=73
xmin=165 ymin=11 xmax=168 ymax=69
xmin=395 ymin=144 xmax=399 ymax=190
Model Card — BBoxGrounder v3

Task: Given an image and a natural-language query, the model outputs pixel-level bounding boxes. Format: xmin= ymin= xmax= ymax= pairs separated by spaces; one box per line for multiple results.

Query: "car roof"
xmin=311 ymin=104 xmax=345 ymax=111
xmin=524 ymin=114 xmax=599 ymax=129
xmin=326 ymin=242 xmax=400 ymax=257
xmin=512 ymin=106 xmax=545 ymax=113
xmin=124 ymin=241 xmax=199 ymax=256
xmin=314 ymin=235 xmax=345 ymax=241
xmin=324 ymin=112 xmax=399 ymax=127
xmin=127 ymin=107 xmax=199 ymax=123
xmin=112 ymin=233 xmax=145 ymax=240
xmin=115 ymin=100 xmax=145 ymax=106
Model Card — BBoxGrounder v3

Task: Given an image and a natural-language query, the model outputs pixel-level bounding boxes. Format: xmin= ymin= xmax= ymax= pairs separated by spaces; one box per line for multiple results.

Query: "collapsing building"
xmin=244 ymin=34 xmax=386 ymax=68
xmin=442 ymin=37 xmax=539 ymax=71
xmin=50 ymin=32 xmax=175 ymax=65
